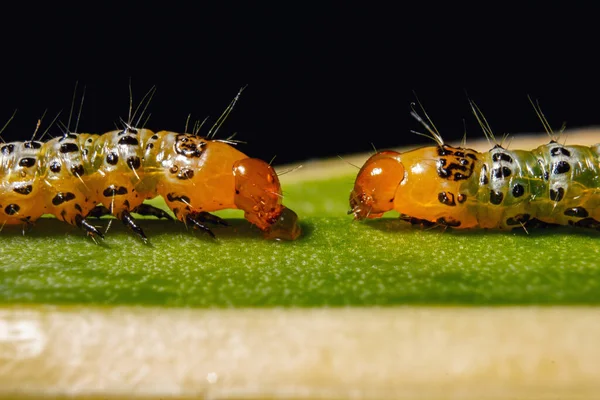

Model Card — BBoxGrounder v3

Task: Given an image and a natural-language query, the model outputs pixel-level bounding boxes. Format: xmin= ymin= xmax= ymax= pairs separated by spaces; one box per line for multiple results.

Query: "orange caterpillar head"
xmin=350 ymin=145 xmax=480 ymax=227
xmin=349 ymin=150 xmax=405 ymax=220
xmin=233 ymin=158 xmax=301 ymax=240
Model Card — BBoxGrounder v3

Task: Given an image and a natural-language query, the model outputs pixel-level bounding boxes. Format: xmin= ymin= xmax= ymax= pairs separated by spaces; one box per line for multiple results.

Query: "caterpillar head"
xmin=233 ymin=158 xmax=301 ymax=240
xmin=349 ymin=150 xmax=405 ymax=220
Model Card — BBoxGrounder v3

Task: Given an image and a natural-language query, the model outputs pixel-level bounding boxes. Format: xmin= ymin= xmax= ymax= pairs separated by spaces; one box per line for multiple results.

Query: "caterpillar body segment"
xmin=0 ymin=127 xmax=301 ymax=241
xmin=350 ymin=141 xmax=600 ymax=231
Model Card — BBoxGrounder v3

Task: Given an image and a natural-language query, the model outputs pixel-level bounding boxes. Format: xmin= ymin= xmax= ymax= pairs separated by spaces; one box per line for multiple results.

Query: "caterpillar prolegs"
xmin=350 ymin=102 xmax=600 ymax=232
xmin=0 ymin=93 xmax=301 ymax=242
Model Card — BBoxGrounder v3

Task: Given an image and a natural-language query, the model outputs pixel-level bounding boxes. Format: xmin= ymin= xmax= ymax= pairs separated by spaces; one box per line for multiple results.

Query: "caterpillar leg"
xmin=399 ymin=214 xmax=436 ymax=228
xmin=570 ymin=217 xmax=600 ymax=230
xmin=185 ymin=211 xmax=225 ymax=238
xmin=75 ymin=215 xmax=105 ymax=240
xmin=121 ymin=210 xmax=148 ymax=243
xmin=193 ymin=211 xmax=228 ymax=227
xmin=20 ymin=217 xmax=34 ymax=236
xmin=132 ymin=204 xmax=174 ymax=220
xmin=88 ymin=204 xmax=174 ymax=220
xmin=524 ymin=218 xmax=560 ymax=230
xmin=87 ymin=205 xmax=111 ymax=219
xmin=87 ymin=204 xmax=171 ymax=242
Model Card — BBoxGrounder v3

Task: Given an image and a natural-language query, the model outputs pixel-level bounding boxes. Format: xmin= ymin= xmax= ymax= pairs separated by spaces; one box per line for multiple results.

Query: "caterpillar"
xmin=349 ymin=99 xmax=600 ymax=232
xmin=0 ymin=88 xmax=301 ymax=242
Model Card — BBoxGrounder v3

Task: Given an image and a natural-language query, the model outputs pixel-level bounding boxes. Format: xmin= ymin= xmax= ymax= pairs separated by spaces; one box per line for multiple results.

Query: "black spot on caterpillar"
xmin=350 ymin=97 xmax=600 ymax=233
xmin=0 ymin=86 xmax=301 ymax=242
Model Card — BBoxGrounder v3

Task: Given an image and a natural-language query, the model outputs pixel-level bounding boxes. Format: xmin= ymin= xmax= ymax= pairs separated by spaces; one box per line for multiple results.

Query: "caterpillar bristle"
xmin=0 ymin=85 xmax=302 ymax=242
xmin=351 ymin=96 xmax=600 ymax=234
xmin=409 ymin=100 xmax=445 ymax=148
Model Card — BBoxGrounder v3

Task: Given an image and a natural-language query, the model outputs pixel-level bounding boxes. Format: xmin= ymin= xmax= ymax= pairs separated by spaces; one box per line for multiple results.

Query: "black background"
xmin=1 ymin=4 xmax=599 ymax=165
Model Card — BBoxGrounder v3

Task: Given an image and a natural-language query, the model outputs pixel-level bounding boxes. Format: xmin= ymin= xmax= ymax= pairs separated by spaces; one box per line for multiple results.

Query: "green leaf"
xmin=2 ymin=155 xmax=600 ymax=306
